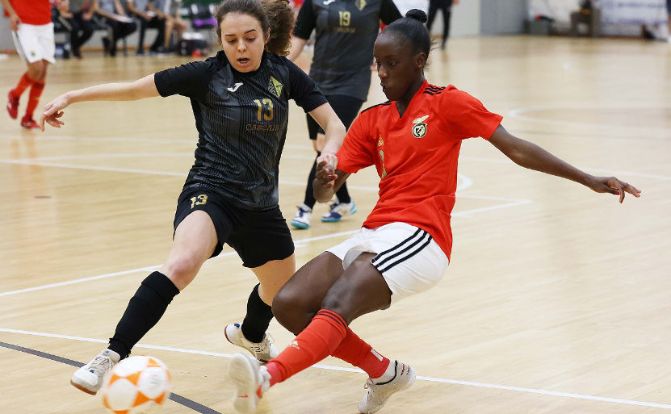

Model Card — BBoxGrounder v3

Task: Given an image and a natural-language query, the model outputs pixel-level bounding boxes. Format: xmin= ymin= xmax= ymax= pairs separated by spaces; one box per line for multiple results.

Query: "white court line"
xmin=4 ymin=152 xmax=318 ymax=162
xmin=507 ymin=104 xmax=671 ymax=135
xmin=461 ymin=157 xmax=671 ymax=182
xmin=0 ymin=197 xmax=529 ymax=299
xmin=0 ymin=157 xmax=476 ymax=192
xmin=1 ymin=327 xmax=669 ymax=410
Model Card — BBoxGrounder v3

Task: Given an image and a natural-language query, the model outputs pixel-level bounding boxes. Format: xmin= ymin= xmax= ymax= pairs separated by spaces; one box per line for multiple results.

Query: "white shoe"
xmin=321 ymin=200 xmax=357 ymax=223
xmin=290 ymin=204 xmax=312 ymax=230
xmin=358 ymin=361 xmax=416 ymax=414
xmin=70 ymin=349 xmax=121 ymax=395
xmin=225 ymin=323 xmax=278 ymax=363
xmin=229 ymin=353 xmax=271 ymax=414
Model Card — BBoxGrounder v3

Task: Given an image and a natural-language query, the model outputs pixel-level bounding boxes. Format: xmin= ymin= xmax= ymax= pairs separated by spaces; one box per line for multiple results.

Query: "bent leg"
xmin=237 ymin=254 xmax=297 ymax=343
xmin=109 ymin=211 xmax=218 ymax=357
xmin=271 ymin=252 xmax=344 ymax=334
xmin=266 ymin=253 xmax=392 ymax=384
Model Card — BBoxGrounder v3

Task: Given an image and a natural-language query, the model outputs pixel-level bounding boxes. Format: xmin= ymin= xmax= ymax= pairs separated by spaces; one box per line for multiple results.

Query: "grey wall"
xmin=480 ymin=0 xmax=528 ymax=35
xmin=428 ymin=0 xmax=528 ymax=38
xmin=1 ymin=18 xmax=14 ymax=51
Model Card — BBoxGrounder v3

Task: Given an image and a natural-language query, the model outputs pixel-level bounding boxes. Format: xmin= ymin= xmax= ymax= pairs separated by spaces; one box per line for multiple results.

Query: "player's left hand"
xmin=40 ymin=94 xmax=70 ymax=131
xmin=315 ymin=153 xmax=338 ymax=188
xmin=587 ymin=175 xmax=641 ymax=203
xmin=317 ymin=152 xmax=337 ymax=171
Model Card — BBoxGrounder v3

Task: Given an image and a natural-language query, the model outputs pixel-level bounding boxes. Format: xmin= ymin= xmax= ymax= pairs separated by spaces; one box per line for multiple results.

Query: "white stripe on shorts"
xmin=371 ymin=228 xmax=433 ymax=273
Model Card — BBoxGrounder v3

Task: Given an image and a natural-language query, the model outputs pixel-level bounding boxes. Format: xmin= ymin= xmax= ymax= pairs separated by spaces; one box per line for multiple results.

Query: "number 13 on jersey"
xmin=254 ymin=98 xmax=274 ymax=121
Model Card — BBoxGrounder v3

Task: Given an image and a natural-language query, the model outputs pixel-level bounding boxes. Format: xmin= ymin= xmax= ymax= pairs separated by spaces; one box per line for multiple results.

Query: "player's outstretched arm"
xmin=40 ymin=74 xmax=160 ymax=131
xmin=488 ymin=125 xmax=641 ymax=203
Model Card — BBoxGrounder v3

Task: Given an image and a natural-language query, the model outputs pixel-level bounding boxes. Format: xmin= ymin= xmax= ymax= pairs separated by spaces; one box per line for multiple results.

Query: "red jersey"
xmin=337 ymin=81 xmax=503 ymax=259
xmin=8 ymin=0 xmax=52 ymax=25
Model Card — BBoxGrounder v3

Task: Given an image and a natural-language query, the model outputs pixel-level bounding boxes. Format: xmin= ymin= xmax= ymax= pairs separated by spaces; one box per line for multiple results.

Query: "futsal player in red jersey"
xmin=2 ymin=0 xmax=53 ymax=129
xmin=228 ymin=9 xmax=642 ymax=414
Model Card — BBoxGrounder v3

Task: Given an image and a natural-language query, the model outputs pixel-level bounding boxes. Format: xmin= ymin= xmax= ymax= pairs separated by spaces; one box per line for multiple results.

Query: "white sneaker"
xmin=225 ymin=323 xmax=278 ymax=363
xmin=358 ymin=361 xmax=416 ymax=414
xmin=290 ymin=204 xmax=312 ymax=230
xmin=321 ymin=200 xmax=357 ymax=223
xmin=70 ymin=349 xmax=121 ymax=395
xmin=229 ymin=353 xmax=271 ymax=414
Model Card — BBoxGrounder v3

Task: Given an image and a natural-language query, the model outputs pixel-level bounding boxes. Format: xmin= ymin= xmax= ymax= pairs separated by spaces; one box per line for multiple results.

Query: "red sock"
xmin=13 ymin=73 xmax=35 ymax=97
xmin=265 ymin=309 xmax=348 ymax=386
xmin=332 ymin=328 xmax=390 ymax=379
xmin=24 ymin=81 xmax=45 ymax=119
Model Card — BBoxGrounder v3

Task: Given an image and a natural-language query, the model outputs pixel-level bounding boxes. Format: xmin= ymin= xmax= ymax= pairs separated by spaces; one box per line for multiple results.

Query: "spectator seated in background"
xmin=570 ymin=0 xmax=601 ymax=37
xmin=188 ymin=2 xmax=216 ymax=31
xmin=127 ymin=0 xmax=165 ymax=55
xmin=161 ymin=0 xmax=187 ymax=53
xmin=93 ymin=0 xmax=137 ymax=56
xmin=53 ymin=0 xmax=94 ymax=58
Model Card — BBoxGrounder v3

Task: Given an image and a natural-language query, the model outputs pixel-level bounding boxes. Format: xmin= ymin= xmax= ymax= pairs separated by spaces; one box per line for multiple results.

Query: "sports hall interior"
xmin=1 ymin=0 xmax=670 ymax=413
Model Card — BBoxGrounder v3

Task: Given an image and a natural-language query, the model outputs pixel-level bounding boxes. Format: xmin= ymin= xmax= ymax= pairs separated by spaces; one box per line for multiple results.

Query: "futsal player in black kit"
xmin=40 ymin=0 xmax=346 ymax=395
xmin=287 ymin=0 xmax=401 ymax=229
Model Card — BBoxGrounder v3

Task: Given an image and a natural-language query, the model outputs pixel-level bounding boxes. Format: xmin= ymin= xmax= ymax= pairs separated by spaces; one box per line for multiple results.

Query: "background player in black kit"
xmin=40 ymin=0 xmax=346 ymax=395
xmin=287 ymin=0 xmax=401 ymax=229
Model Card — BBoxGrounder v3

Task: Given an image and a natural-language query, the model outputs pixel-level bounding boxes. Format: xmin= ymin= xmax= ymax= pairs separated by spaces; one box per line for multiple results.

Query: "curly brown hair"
xmin=215 ymin=0 xmax=294 ymax=56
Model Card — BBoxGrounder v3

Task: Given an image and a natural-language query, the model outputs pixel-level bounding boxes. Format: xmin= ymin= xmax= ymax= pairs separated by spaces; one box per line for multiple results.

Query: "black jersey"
xmin=294 ymin=0 xmax=400 ymax=100
xmin=155 ymin=51 xmax=327 ymax=210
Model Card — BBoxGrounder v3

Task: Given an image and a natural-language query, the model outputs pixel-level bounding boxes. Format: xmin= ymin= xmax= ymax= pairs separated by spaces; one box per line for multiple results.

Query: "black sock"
xmin=302 ymin=153 xmax=319 ymax=209
xmin=240 ymin=284 xmax=274 ymax=343
xmin=108 ymin=271 xmax=180 ymax=358
xmin=335 ymin=181 xmax=351 ymax=204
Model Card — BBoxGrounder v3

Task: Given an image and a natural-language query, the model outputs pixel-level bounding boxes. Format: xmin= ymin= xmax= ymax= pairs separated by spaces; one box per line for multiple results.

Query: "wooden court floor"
xmin=1 ymin=36 xmax=670 ymax=413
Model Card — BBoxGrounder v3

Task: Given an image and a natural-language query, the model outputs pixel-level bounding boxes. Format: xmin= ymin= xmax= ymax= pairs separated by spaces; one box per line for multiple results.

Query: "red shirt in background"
xmin=7 ymin=0 xmax=52 ymax=25
xmin=337 ymin=81 xmax=503 ymax=260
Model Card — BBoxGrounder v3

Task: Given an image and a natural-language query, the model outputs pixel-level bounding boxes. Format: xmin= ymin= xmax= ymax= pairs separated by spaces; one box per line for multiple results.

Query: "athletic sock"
xmin=331 ymin=328 xmax=390 ymax=379
xmin=303 ymin=153 xmax=319 ymax=209
xmin=108 ymin=271 xmax=180 ymax=358
xmin=24 ymin=81 xmax=45 ymax=119
xmin=240 ymin=284 xmax=274 ymax=343
xmin=265 ymin=309 xmax=348 ymax=385
xmin=334 ymin=182 xmax=351 ymax=204
xmin=12 ymin=72 xmax=35 ymax=97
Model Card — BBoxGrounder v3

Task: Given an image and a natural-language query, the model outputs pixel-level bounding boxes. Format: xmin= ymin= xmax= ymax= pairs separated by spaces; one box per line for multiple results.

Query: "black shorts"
xmin=173 ymin=189 xmax=295 ymax=268
xmin=306 ymin=94 xmax=365 ymax=140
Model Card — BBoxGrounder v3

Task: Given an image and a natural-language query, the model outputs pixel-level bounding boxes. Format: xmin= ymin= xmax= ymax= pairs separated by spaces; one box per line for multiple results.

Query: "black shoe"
xmin=136 ymin=48 xmax=145 ymax=55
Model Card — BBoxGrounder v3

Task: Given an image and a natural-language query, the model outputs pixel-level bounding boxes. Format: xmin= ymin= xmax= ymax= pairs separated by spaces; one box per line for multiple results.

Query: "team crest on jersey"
xmin=268 ymin=76 xmax=283 ymax=98
xmin=356 ymin=0 xmax=367 ymax=10
xmin=411 ymin=115 xmax=428 ymax=138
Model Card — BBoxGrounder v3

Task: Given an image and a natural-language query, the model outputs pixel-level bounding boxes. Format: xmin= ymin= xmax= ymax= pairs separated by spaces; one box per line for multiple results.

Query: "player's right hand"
xmin=9 ymin=13 xmax=20 ymax=31
xmin=40 ymin=94 xmax=70 ymax=131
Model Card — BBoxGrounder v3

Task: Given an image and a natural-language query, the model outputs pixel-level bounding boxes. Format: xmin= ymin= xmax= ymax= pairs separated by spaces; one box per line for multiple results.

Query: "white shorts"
xmin=12 ymin=23 xmax=55 ymax=64
xmin=327 ymin=222 xmax=449 ymax=303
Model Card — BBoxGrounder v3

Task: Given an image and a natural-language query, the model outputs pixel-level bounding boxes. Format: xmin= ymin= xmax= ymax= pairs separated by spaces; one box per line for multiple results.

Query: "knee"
xmin=320 ymin=292 xmax=349 ymax=319
xmin=27 ymin=65 xmax=41 ymax=81
xmin=272 ymin=288 xmax=313 ymax=335
xmin=162 ymin=254 xmax=200 ymax=289
xmin=39 ymin=64 xmax=48 ymax=81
